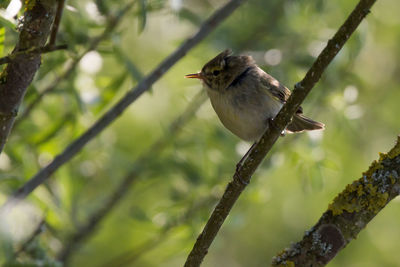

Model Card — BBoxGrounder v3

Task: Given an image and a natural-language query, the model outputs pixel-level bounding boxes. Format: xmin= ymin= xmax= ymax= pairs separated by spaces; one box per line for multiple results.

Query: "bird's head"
xmin=185 ymin=49 xmax=255 ymax=92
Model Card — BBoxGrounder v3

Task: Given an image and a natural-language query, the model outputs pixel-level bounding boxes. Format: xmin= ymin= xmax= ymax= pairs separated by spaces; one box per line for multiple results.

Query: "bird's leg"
xmin=236 ymin=142 xmax=256 ymax=174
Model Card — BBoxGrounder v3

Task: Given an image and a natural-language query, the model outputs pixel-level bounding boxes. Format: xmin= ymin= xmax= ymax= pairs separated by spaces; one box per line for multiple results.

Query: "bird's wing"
xmin=259 ymin=72 xmax=291 ymax=103
xmin=259 ymin=70 xmax=305 ymax=114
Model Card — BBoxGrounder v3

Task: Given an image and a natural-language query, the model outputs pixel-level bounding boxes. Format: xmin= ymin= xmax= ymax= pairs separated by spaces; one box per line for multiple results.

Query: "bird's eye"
xmin=212 ymin=70 xmax=220 ymax=76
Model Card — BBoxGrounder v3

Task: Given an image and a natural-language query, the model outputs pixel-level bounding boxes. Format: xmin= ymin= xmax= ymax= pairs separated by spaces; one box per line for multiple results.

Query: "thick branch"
xmin=273 ymin=135 xmax=400 ymax=266
xmin=0 ymin=0 xmax=57 ymax=154
xmin=183 ymin=0 xmax=377 ymax=266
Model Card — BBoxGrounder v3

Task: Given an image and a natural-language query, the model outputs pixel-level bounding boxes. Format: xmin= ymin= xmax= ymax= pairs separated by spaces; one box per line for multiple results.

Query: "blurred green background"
xmin=0 ymin=0 xmax=400 ymax=266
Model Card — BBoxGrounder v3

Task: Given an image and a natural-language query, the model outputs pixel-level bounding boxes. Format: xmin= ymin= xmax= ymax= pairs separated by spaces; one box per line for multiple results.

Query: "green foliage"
xmin=0 ymin=0 xmax=10 ymax=9
xmin=1 ymin=0 xmax=400 ymax=266
xmin=0 ymin=27 xmax=5 ymax=55
xmin=137 ymin=0 xmax=147 ymax=33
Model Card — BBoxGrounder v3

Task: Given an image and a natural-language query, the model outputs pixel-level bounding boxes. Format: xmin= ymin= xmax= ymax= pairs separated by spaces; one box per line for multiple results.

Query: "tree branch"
xmin=48 ymin=0 xmax=66 ymax=45
xmin=0 ymin=44 xmax=67 ymax=65
xmin=0 ymin=0 xmax=57 ymax=154
xmin=273 ymin=135 xmax=400 ymax=266
xmin=183 ymin=0 xmax=377 ymax=266
xmin=56 ymin=91 xmax=207 ymax=265
xmin=0 ymin=0 xmax=246 ymax=212
xmin=14 ymin=218 xmax=46 ymax=257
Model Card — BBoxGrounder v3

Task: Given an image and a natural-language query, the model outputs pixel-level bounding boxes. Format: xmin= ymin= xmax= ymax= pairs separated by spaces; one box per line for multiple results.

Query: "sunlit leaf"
xmin=0 ymin=27 xmax=4 ymax=55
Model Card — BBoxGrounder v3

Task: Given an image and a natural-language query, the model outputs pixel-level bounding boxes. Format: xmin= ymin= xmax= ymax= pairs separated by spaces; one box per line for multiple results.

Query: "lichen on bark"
xmin=273 ymin=136 xmax=400 ymax=266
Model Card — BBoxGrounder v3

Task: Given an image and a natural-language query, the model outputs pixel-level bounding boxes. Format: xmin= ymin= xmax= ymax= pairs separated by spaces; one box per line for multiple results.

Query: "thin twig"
xmin=273 ymin=136 xmax=400 ymax=266
xmin=0 ymin=0 xmax=57 ymax=154
xmin=14 ymin=218 xmax=46 ymax=256
xmin=58 ymin=173 xmax=137 ymax=265
xmin=57 ymin=91 xmax=207 ymax=265
xmin=0 ymin=44 xmax=67 ymax=65
xmin=0 ymin=0 xmax=245 ymax=212
xmin=183 ymin=0 xmax=377 ymax=266
xmin=14 ymin=2 xmax=135 ymax=127
xmin=49 ymin=0 xmax=66 ymax=45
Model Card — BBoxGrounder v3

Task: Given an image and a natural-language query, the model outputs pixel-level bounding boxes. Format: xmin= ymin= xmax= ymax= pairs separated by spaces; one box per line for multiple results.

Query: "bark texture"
xmin=0 ymin=0 xmax=57 ymax=153
xmin=273 ymin=136 xmax=400 ymax=266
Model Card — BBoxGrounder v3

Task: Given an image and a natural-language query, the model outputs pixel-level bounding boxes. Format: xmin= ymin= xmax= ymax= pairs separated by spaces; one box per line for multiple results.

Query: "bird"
xmin=185 ymin=49 xmax=324 ymax=141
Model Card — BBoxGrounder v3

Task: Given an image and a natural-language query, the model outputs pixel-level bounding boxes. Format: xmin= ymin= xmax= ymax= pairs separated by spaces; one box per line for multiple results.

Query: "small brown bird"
xmin=185 ymin=49 xmax=324 ymax=141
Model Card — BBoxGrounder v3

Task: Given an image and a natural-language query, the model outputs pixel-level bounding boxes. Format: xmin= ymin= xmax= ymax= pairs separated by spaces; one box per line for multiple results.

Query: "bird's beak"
xmin=185 ymin=72 xmax=203 ymax=79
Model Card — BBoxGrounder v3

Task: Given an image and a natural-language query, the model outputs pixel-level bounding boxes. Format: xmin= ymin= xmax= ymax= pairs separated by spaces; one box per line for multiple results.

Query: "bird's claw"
xmin=268 ymin=118 xmax=285 ymax=136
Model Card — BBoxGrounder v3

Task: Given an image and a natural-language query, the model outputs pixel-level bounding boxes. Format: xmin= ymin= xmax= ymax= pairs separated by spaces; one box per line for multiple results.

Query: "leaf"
xmin=113 ymin=47 xmax=147 ymax=85
xmin=130 ymin=206 xmax=150 ymax=221
xmin=93 ymin=72 xmax=128 ymax=114
xmin=32 ymin=113 xmax=74 ymax=145
xmin=0 ymin=27 xmax=5 ymax=56
xmin=94 ymin=0 xmax=109 ymax=16
xmin=0 ymin=0 xmax=11 ymax=9
xmin=177 ymin=8 xmax=202 ymax=26
xmin=137 ymin=0 xmax=147 ymax=33
xmin=0 ymin=16 xmax=15 ymax=31
xmin=69 ymin=84 xmax=86 ymax=113
xmin=118 ymin=55 xmax=144 ymax=81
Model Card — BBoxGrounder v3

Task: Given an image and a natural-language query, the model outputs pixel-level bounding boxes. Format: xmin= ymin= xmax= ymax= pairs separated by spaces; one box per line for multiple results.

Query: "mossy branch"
xmin=183 ymin=0 xmax=377 ymax=266
xmin=0 ymin=44 xmax=67 ymax=65
xmin=273 ymin=135 xmax=400 ymax=266
xmin=0 ymin=0 xmax=57 ymax=154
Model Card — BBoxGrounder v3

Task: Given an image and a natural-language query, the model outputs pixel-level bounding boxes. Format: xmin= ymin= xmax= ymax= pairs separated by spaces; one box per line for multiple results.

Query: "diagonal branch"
xmin=14 ymin=218 xmax=46 ymax=257
xmin=56 ymin=91 xmax=207 ymax=265
xmin=0 ymin=0 xmax=57 ymax=154
xmin=0 ymin=0 xmax=246 ymax=212
xmin=183 ymin=0 xmax=377 ymax=266
xmin=273 ymin=135 xmax=400 ymax=266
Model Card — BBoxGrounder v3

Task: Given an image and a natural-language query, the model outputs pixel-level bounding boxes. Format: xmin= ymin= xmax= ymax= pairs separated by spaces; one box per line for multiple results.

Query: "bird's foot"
xmin=236 ymin=142 xmax=256 ymax=172
xmin=268 ymin=118 xmax=285 ymax=136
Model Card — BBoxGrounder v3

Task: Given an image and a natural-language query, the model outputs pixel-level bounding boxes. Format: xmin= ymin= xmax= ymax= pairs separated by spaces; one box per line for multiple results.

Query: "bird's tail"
xmin=286 ymin=113 xmax=325 ymax=133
